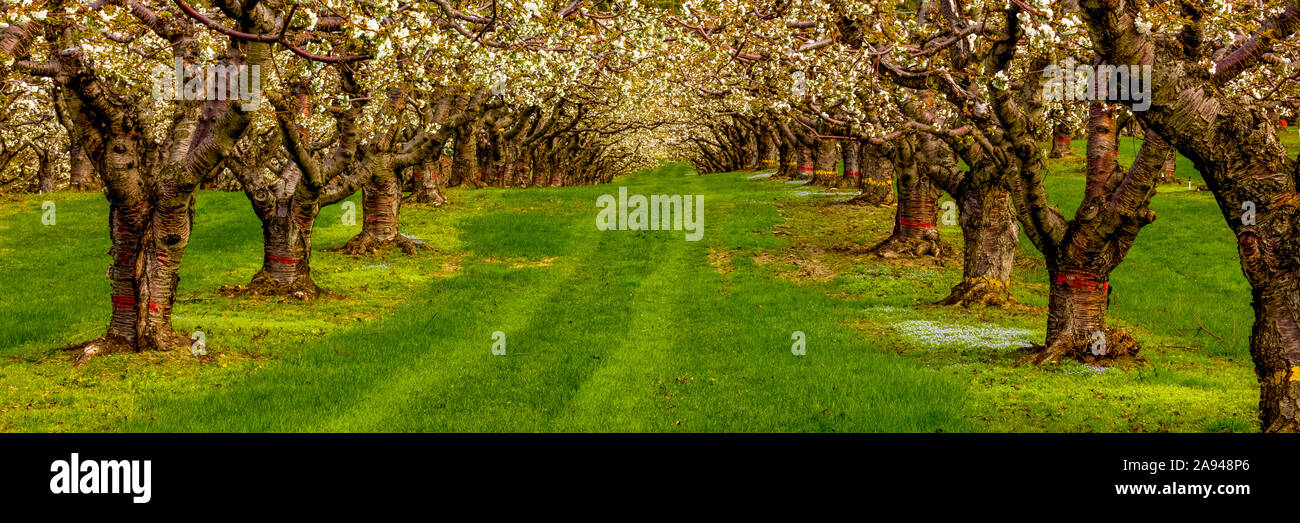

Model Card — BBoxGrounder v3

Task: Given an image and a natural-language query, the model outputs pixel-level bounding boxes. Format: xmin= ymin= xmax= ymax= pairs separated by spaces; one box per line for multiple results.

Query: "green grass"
xmin=0 ymin=142 xmax=1272 ymax=432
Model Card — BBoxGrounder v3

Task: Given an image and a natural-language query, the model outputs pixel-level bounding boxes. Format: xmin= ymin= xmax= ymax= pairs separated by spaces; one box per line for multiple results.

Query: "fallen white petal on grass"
xmin=747 ymin=172 xmax=775 ymax=179
xmin=793 ymin=190 xmax=857 ymax=197
xmin=1065 ymin=365 xmax=1113 ymax=376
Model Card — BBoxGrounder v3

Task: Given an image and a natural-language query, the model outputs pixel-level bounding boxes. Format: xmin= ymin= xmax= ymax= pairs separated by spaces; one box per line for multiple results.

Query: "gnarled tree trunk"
xmin=871 ymin=158 xmax=946 ymax=258
xmin=451 ymin=118 xmax=482 ymax=187
xmin=847 ymin=141 xmax=895 ymax=205
xmin=406 ymin=157 xmax=451 ymax=206
xmin=939 ymin=188 xmax=1018 ymax=306
xmin=796 ymin=145 xmax=814 ymax=180
xmin=335 ymin=161 xmax=425 ymax=255
xmin=1049 ymin=125 xmax=1073 ymax=158
xmin=811 ymin=138 xmax=840 ymax=186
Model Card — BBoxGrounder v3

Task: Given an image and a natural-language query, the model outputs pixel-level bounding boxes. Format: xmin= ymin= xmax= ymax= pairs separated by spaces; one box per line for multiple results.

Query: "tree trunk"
xmin=241 ymin=197 xmax=322 ymax=300
xmin=1156 ymin=154 xmax=1177 ymax=184
xmin=870 ymin=165 xmax=946 ymax=258
xmin=36 ymin=153 xmax=57 ymax=193
xmin=837 ymin=140 xmax=861 ymax=189
xmin=68 ymin=145 xmax=97 ymax=191
xmin=80 ymin=176 xmax=197 ymax=365
xmin=531 ymin=148 xmax=551 ymax=187
xmin=1049 ymin=126 xmax=1073 ymax=158
xmin=451 ymin=120 xmax=481 ymax=187
xmin=776 ymin=139 xmax=795 ymax=179
xmin=406 ymin=157 xmax=450 ymax=206
xmin=742 ymin=128 xmax=760 ymax=170
xmin=811 ymin=139 xmax=840 ymax=187
xmin=796 ymin=145 xmax=814 ymax=180
xmin=759 ymin=126 xmax=778 ymax=172
xmin=334 ymin=164 xmax=426 ymax=255
xmin=1247 ymin=274 xmax=1300 ymax=432
xmin=101 ymin=199 xmax=150 ymax=355
xmin=848 ymin=142 xmax=895 ymax=205
xmin=1034 ymin=266 xmax=1138 ymax=363
xmin=506 ymin=157 xmax=527 ymax=188
xmin=1025 ymin=123 xmax=1172 ymax=364
xmin=939 ymin=188 xmax=1018 ymax=306
xmin=1046 ymin=268 xmax=1109 ymax=347
xmin=136 ymin=181 xmax=197 ymax=352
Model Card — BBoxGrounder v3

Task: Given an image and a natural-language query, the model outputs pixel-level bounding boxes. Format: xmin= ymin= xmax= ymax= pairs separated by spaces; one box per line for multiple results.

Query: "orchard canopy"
xmin=2 ymin=0 xmax=1300 ymax=432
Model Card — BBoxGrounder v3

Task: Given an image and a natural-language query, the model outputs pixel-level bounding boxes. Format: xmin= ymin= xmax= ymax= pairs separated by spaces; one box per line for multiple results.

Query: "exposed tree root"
xmin=1020 ymin=326 xmax=1141 ymax=365
xmin=404 ymin=188 xmax=450 ymax=207
xmin=1265 ymin=418 xmax=1300 ymax=433
xmin=937 ymin=277 xmax=1014 ymax=307
xmin=842 ymin=192 xmax=894 ymax=206
xmin=330 ymin=232 xmax=430 ymax=255
xmin=870 ymin=233 xmax=948 ymax=259
xmin=828 ymin=177 xmax=858 ymax=190
xmin=218 ymin=271 xmax=331 ymax=301
xmin=59 ymin=329 xmax=189 ymax=366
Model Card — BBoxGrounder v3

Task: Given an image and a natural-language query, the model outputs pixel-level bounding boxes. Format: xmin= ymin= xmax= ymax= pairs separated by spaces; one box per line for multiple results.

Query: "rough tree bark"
xmin=1049 ymin=121 xmax=1073 ymax=158
xmin=1015 ymin=104 xmax=1171 ymax=361
xmin=839 ymin=140 xmax=861 ymax=189
xmin=53 ymin=86 xmax=98 ymax=191
xmin=336 ymin=89 xmax=493 ymax=255
xmin=228 ymin=75 xmax=370 ymax=299
xmin=3 ymin=1 xmax=276 ymax=364
xmin=406 ymin=157 xmax=451 ymax=206
xmin=1079 ymin=0 xmax=1300 ymax=430
xmin=35 ymin=150 xmax=56 ymax=193
xmin=450 ymin=110 xmax=483 ymax=187
xmin=336 ymin=157 xmax=423 ymax=254
xmin=847 ymin=141 xmax=895 ymax=205
xmin=796 ymin=145 xmax=814 ymax=180
xmin=870 ymin=136 xmax=948 ymax=258
xmin=775 ymin=121 xmax=799 ymax=179
xmin=811 ymin=138 xmax=841 ymax=187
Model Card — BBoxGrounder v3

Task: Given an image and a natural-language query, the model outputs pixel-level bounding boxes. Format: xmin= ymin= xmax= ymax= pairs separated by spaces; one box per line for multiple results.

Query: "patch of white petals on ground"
xmin=1064 ymin=364 xmax=1112 ymax=376
xmin=892 ymin=320 xmax=1037 ymax=351
xmin=793 ymin=189 xmax=860 ymax=197
xmin=747 ymin=171 xmax=775 ymax=179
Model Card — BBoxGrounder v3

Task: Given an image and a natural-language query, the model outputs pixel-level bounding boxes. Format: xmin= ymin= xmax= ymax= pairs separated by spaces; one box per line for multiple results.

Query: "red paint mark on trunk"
xmin=1055 ymin=270 xmax=1110 ymax=292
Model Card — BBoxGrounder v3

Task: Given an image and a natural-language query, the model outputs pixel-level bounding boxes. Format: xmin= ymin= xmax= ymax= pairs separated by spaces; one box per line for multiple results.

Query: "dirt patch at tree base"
xmin=59 ymin=329 xmax=192 ymax=366
xmin=330 ymin=232 xmax=431 ymax=255
xmin=217 ymin=274 xmax=334 ymax=302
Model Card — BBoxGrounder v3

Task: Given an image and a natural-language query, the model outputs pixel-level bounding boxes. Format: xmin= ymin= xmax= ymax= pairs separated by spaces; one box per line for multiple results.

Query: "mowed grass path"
xmin=0 ymin=163 xmax=970 ymax=432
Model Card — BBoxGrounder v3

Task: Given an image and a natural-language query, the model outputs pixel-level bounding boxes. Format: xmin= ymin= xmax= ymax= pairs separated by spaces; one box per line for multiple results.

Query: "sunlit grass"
xmin=0 ymin=142 xmax=1272 ymax=432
